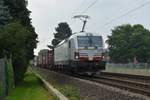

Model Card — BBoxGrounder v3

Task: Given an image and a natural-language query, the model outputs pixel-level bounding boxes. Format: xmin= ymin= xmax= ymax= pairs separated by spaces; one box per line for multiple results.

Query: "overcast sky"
xmin=27 ymin=0 xmax=150 ymax=55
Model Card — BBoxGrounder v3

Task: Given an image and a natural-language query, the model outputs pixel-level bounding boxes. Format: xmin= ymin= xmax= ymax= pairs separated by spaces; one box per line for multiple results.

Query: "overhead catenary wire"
xmin=71 ymin=0 xmax=87 ymax=16
xmin=70 ymin=0 xmax=100 ymax=30
xmin=71 ymin=0 xmax=99 ymax=23
xmin=69 ymin=0 xmax=88 ymax=26
xmin=80 ymin=0 xmax=99 ymax=14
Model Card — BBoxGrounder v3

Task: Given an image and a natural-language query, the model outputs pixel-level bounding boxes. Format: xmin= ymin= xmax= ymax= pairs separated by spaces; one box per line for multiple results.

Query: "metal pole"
xmin=81 ymin=20 xmax=87 ymax=32
xmin=73 ymin=15 xmax=90 ymax=32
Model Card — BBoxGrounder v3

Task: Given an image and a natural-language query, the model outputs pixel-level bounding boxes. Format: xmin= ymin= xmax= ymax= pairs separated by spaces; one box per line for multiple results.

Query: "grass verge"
xmin=49 ymin=78 xmax=80 ymax=100
xmin=6 ymin=71 xmax=56 ymax=100
xmin=33 ymin=68 xmax=80 ymax=100
xmin=59 ymin=85 xmax=80 ymax=100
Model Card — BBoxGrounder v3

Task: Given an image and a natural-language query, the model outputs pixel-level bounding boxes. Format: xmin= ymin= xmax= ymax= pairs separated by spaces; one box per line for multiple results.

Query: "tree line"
xmin=0 ymin=0 xmax=38 ymax=84
xmin=107 ymin=24 xmax=150 ymax=63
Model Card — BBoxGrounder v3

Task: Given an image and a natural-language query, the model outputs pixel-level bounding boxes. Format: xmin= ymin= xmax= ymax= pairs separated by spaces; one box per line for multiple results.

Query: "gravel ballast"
xmin=33 ymin=67 xmax=149 ymax=100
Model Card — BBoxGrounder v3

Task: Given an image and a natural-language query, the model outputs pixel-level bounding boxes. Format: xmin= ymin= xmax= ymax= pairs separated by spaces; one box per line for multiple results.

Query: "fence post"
xmin=0 ymin=58 xmax=7 ymax=100
xmin=5 ymin=57 xmax=8 ymax=96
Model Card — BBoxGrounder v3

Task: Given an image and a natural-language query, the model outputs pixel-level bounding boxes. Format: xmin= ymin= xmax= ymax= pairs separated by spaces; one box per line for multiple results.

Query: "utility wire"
xmin=102 ymin=1 xmax=150 ymax=27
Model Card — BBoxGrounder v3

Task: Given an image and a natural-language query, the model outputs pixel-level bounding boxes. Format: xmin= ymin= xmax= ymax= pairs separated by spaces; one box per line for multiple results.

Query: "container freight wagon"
xmin=37 ymin=49 xmax=53 ymax=69
xmin=54 ymin=32 xmax=106 ymax=74
xmin=33 ymin=56 xmax=38 ymax=67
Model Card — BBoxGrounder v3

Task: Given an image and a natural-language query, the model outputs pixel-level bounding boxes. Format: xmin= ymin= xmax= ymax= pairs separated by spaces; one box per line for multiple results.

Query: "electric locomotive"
xmin=54 ymin=32 xmax=105 ymax=74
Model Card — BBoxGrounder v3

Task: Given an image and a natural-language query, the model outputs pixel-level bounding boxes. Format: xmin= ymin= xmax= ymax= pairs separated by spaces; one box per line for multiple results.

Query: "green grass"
xmin=59 ymin=85 xmax=80 ymax=100
xmin=6 ymin=73 xmax=56 ymax=100
xmin=105 ymin=66 xmax=150 ymax=76
xmin=46 ymin=77 xmax=80 ymax=100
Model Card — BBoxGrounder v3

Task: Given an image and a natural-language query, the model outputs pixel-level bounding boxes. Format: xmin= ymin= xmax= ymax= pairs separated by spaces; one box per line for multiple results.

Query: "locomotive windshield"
xmin=77 ymin=36 xmax=102 ymax=47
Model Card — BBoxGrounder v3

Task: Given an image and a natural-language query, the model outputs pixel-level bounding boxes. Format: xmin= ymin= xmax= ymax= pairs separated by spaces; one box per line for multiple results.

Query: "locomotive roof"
xmin=55 ymin=32 xmax=102 ymax=47
xmin=70 ymin=32 xmax=101 ymax=38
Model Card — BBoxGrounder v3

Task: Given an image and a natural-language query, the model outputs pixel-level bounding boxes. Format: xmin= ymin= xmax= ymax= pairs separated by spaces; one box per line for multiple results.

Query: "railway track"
xmin=75 ymin=72 xmax=150 ymax=97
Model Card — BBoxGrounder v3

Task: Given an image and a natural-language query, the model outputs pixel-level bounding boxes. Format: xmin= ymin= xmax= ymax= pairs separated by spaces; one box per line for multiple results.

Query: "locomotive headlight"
xmin=74 ymin=52 xmax=79 ymax=59
xmin=75 ymin=55 xmax=79 ymax=59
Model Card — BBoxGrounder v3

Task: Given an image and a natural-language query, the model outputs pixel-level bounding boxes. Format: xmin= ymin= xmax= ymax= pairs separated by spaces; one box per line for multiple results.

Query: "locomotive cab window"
xmin=77 ymin=36 xmax=102 ymax=47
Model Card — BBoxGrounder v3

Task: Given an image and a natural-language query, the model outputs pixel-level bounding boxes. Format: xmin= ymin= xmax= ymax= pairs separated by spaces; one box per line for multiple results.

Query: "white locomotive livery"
xmin=54 ymin=32 xmax=106 ymax=74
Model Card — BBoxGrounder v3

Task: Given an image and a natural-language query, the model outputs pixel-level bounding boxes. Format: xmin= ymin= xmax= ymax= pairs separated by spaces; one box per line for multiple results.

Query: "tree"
xmin=2 ymin=0 xmax=38 ymax=60
xmin=4 ymin=0 xmax=38 ymax=60
xmin=107 ymin=24 xmax=150 ymax=63
xmin=4 ymin=0 xmax=31 ymax=27
xmin=0 ymin=21 xmax=36 ymax=84
xmin=0 ymin=0 xmax=11 ymax=27
xmin=51 ymin=22 xmax=72 ymax=47
xmin=0 ymin=0 xmax=38 ymax=84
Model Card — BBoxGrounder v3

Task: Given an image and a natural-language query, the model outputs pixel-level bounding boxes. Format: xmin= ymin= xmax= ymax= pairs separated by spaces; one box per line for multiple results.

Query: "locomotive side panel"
xmin=69 ymin=38 xmax=78 ymax=61
xmin=54 ymin=40 xmax=69 ymax=66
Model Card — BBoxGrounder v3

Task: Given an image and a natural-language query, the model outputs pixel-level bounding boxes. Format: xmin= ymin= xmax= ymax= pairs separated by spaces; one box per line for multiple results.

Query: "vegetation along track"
xmin=75 ymin=72 xmax=150 ymax=97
